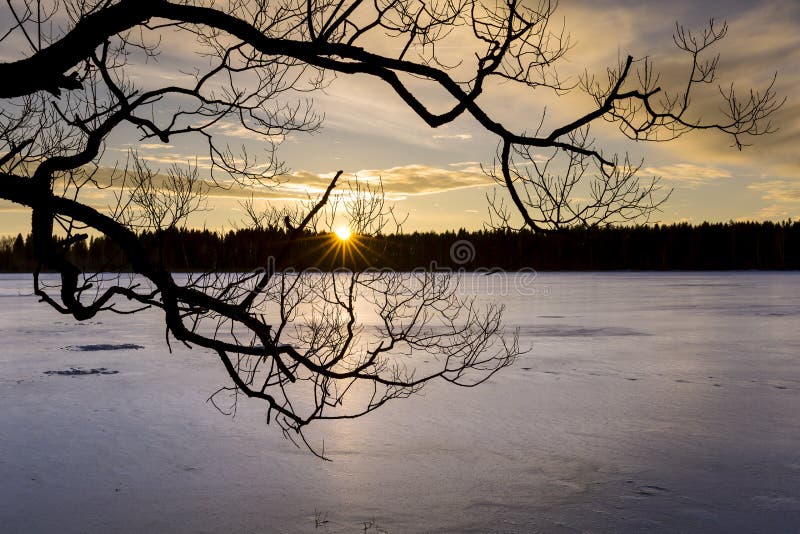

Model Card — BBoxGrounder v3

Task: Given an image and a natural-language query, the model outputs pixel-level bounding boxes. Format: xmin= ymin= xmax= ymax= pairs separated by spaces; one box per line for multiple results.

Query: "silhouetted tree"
xmin=0 ymin=0 xmax=780 ymax=453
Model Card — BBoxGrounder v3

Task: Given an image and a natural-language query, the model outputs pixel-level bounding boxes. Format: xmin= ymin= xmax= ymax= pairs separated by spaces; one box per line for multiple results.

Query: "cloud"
xmin=748 ymin=180 xmax=800 ymax=203
xmin=0 ymin=200 xmax=28 ymax=212
xmin=104 ymin=152 xmax=216 ymax=169
xmin=432 ymin=134 xmax=472 ymax=140
xmin=147 ymin=155 xmax=214 ymax=168
xmin=448 ymin=161 xmax=481 ymax=167
xmin=314 ymin=78 xmax=437 ymax=147
xmin=746 ymin=179 xmax=800 ymax=220
xmin=269 ymin=165 xmax=490 ymax=199
xmin=643 ymin=163 xmax=732 ymax=186
xmin=48 ymin=163 xmax=492 ymax=207
xmin=629 ymin=1 xmax=800 ymax=178
xmin=212 ymin=121 xmax=286 ymax=143
xmin=352 ymin=164 xmax=490 ymax=196
xmin=135 ymin=143 xmax=175 ymax=150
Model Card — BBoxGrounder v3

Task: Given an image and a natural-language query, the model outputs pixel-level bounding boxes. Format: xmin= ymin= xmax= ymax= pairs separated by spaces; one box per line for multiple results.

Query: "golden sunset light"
xmin=334 ymin=226 xmax=352 ymax=242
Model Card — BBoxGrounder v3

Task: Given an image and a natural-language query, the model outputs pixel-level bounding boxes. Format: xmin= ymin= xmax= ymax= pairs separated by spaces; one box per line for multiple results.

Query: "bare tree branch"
xmin=0 ymin=0 xmax=782 ymax=453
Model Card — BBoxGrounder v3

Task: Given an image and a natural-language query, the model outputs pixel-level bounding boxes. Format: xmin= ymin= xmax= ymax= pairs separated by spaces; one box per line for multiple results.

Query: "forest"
xmin=2 ymin=220 xmax=798 ymax=272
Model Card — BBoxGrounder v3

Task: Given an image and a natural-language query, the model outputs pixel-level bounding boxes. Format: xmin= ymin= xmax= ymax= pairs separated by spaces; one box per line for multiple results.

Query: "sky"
xmin=0 ymin=0 xmax=798 ymax=235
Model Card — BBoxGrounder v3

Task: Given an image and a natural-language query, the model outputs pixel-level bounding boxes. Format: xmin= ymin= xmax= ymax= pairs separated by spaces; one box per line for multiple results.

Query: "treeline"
xmin=2 ymin=221 xmax=800 ymax=272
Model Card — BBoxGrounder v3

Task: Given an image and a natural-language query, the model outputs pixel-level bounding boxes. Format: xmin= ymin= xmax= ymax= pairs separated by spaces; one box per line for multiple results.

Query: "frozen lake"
xmin=1 ymin=272 xmax=799 ymax=532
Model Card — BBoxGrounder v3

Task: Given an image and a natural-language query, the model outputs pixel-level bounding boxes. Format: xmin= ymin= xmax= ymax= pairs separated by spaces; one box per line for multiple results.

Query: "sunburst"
xmin=293 ymin=225 xmax=384 ymax=269
xmin=334 ymin=226 xmax=352 ymax=241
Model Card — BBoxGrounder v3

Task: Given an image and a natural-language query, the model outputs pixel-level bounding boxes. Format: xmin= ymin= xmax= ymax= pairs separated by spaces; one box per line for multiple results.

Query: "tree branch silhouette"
xmin=0 ymin=0 xmax=781 ymax=454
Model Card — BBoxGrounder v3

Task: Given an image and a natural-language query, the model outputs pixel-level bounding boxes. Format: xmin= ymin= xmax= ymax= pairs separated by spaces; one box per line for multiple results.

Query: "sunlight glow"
xmin=334 ymin=226 xmax=352 ymax=241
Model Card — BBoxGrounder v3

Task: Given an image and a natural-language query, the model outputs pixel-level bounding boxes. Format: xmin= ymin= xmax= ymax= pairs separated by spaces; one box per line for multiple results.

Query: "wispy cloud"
xmin=432 ymin=133 xmax=472 ymax=140
xmin=0 ymin=200 xmax=28 ymax=212
xmin=627 ymin=0 xmax=800 ymax=179
xmin=52 ymin=163 xmax=492 ymax=206
xmin=643 ymin=163 xmax=732 ymax=186
xmin=352 ymin=164 xmax=489 ymax=196
xmin=748 ymin=180 xmax=800 ymax=203
xmin=212 ymin=121 xmax=286 ymax=143
xmin=135 ymin=143 xmax=175 ymax=150
xmin=746 ymin=179 xmax=800 ymax=220
xmin=272 ymin=165 xmax=490 ymax=198
xmin=448 ymin=161 xmax=481 ymax=167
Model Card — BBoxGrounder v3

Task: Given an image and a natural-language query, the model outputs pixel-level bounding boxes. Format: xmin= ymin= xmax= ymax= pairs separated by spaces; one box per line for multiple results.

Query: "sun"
xmin=334 ymin=226 xmax=352 ymax=241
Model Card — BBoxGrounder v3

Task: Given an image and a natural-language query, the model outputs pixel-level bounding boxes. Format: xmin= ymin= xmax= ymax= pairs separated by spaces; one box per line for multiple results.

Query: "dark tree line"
xmin=4 ymin=221 xmax=799 ymax=272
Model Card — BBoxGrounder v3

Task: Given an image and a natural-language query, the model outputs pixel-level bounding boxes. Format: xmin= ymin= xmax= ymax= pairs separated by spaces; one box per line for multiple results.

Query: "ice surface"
xmin=1 ymin=272 xmax=799 ymax=532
